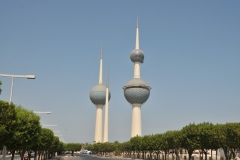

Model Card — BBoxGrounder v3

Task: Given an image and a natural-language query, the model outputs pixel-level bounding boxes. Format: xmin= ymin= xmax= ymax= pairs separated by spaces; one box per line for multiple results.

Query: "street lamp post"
xmin=42 ymin=124 xmax=57 ymax=127
xmin=33 ymin=111 xmax=51 ymax=114
xmin=0 ymin=74 xmax=36 ymax=102
xmin=0 ymin=73 xmax=36 ymax=160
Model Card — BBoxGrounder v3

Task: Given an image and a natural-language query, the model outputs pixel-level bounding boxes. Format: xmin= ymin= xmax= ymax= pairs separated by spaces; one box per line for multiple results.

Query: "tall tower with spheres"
xmin=90 ymin=48 xmax=111 ymax=142
xmin=123 ymin=17 xmax=151 ymax=137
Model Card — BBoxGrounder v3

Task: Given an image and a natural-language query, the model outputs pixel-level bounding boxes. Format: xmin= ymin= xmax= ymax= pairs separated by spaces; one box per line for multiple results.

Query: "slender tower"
xmin=123 ymin=17 xmax=151 ymax=137
xmin=90 ymin=48 xmax=110 ymax=142
xmin=103 ymin=70 xmax=109 ymax=142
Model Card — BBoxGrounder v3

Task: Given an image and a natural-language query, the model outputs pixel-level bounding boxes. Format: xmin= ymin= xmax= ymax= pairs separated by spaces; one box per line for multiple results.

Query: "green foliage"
xmin=119 ymin=141 xmax=131 ymax=153
xmin=32 ymin=128 xmax=54 ymax=152
xmin=67 ymin=143 xmax=82 ymax=155
xmin=49 ymin=136 xmax=60 ymax=152
xmin=130 ymin=135 xmax=143 ymax=153
xmin=0 ymin=101 xmax=17 ymax=146
xmin=181 ymin=123 xmax=200 ymax=151
xmin=6 ymin=106 xmax=41 ymax=152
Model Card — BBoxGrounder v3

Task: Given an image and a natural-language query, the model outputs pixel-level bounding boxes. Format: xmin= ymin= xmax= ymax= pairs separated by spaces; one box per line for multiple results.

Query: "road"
xmin=1 ymin=153 xmax=126 ymax=160
xmin=61 ymin=154 xmax=112 ymax=160
xmin=0 ymin=155 xmax=21 ymax=160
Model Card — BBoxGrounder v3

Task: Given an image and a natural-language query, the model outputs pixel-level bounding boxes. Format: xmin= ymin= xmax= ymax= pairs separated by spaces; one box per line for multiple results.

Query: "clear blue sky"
xmin=0 ymin=1 xmax=239 ymax=143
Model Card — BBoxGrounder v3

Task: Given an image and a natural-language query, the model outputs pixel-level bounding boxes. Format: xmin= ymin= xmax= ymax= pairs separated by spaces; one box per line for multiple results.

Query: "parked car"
xmin=64 ymin=151 xmax=71 ymax=154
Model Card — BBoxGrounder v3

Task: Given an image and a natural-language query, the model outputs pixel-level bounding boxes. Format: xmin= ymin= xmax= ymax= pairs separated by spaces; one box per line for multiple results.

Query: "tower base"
xmin=131 ymin=103 xmax=142 ymax=137
xmin=94 ymin=104 xmax=103 ymax=142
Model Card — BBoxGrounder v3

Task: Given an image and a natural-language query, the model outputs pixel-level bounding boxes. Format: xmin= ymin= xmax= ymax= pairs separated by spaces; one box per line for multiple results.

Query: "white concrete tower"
xmin=123 ymin=17 xmax=151 ymax=137
xmin=103 ymin=70 xmax=109 ymax=142
xmin=90 ymin=48 xmax=111 ymax=143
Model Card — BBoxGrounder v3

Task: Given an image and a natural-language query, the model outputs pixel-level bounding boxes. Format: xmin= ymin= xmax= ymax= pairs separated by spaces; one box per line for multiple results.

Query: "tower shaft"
xmin=131 ymin=104 xmax=142 ymax=137
xmin=94 ymin=104 xmax=103 ymax=142
xmin=134 ymin=62 xmax=141 ymax=78
xmin=103 ymin=87 xmax=109 ymax=142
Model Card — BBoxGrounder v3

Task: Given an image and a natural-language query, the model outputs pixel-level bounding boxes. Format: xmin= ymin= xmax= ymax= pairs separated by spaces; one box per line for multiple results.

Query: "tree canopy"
xmin=0 ymin=100 xmax=17 ymax=146
xmin=67 ymin=143 xmax=82 ymax=156
xmin=6 ymin=106 xmax=41 ymax=160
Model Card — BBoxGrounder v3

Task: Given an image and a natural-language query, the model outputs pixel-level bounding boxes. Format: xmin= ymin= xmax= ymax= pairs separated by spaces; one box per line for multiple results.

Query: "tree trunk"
xmin=37 ymin=151 xmax=41 ymax=160
xmin=211 ymin=150 xmax=212 ymax=160
xmin=223 ymin=148 xmax=228 ymax=160
xmin=156 ymin=152 xmax=159 ymax=160
xmin=204 ymin=152 xmax=207 ymax=160
xmin=215 ymin=149 xmax=218 ymax=160
xmin=175 ymin=151 xmax=179 ymax=160
xmin=28 ymin=151 xmax=31 ymax=160
xmin=19 ymin=150 xmax=25 ymax=160
xmin=187 ymin=150 xmax=193 ymax=160
xmin=231 ymin=149 xmax=235 ymax=159
xmin=11 ymin=150 xmax=15 ymax=160
xmin=33 ymin=150 xmax=37 ymax=160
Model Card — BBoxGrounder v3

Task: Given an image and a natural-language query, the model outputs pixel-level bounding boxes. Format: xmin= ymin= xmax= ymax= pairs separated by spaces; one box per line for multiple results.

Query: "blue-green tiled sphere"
xmin=130 ymin=49 xmax=144 ymax=63
xmin=90 ymin=84 xmax=111 ymax=105
xmin=123 ymin=78 xmax=151 ymax=104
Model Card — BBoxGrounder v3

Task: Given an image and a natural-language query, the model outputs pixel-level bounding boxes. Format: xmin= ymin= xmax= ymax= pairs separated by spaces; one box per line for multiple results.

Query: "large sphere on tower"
xmin=130 ymin=49 xmax=144 ymax=63
xmin=123 ymin=78 xmax=151 ymax=104
xmin=90 ymin=84 xmax=111 ymax=105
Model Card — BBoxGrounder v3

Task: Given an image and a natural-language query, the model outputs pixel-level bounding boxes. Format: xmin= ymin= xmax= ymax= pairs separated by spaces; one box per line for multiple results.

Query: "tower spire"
xmin=99 ymin=47 xmax=103 ymax=84
xmin=135 ymin=16 xmax=139 ymax=49
xmin=106 ymin=68 xmax=109 ymax=87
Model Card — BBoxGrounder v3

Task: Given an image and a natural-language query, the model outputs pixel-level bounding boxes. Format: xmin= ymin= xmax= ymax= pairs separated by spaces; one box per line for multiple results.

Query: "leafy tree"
xmin=67 ymin=143 xmax=82 ymax=156
xmin=48 ymin=136 xmax=60 ymax=158
xmin=101 ymin=142 xmax=115 ymax=155
xmin=217 ymin=123 xmax=240 ymax=160
xmin=0 ymin=101 xmax=17 ymax=146
xmin=152 ymin=134 xmax=163 ymax=160
xmin=181 ymin=123 xmax=200 ymax=160
xmin=113 ymin=141 xmax=121 ymax=156
xmin=56 ymin=142 xmax=65 ymax=155
xmin=130 ymin=135 xmax=143 ymax=158
xmin=6 ymin=106 xmax=41 ymax=160
xmin=198 ymin=122 xmax=216 ymax=160
xmin=119 ymin=141 xmax=131 ymax=157
xmin=164 ymin=130 xmax=182 ymax=160
xmin=32 ymin=128 xmax=54 ymax=160
xmin=161 ymin=132 xmax=171 ymax=160
xmin=142 ymin=135 xmax=155 ymax=159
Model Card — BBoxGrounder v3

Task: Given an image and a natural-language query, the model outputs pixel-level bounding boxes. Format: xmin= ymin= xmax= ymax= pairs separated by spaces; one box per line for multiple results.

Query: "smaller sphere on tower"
xmin=130 ymin=49 xmax=144 ymax=63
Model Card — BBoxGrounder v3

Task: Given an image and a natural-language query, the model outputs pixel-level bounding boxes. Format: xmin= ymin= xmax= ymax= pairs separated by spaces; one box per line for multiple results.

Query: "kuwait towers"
xmin=90 ymin=48 xmax=110 ymax=142
xmin=123 ymin=17 xmax=151 ymax=137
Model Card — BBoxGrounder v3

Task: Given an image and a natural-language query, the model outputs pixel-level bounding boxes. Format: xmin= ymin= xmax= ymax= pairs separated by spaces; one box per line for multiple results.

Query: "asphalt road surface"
xmin=0 ymin=155 xmax=21 ymax=160
xmin=60 ymin=153 xmax=124 ymax=160
xmin=1 ymin=153 xmax=125 ymax=160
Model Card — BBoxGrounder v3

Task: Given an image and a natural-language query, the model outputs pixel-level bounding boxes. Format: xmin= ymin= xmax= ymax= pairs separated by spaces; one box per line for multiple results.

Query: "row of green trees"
xmin=0 ymin=100 xmax=65 ymax=160
xmin=87 ymin=122 xmax=240 ymax=160
xmin=66 ymin=143 xmax=82 ymax=156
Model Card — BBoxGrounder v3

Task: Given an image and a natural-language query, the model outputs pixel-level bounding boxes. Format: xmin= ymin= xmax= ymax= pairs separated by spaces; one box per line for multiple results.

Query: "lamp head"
xmin=27 ymin=75 xmax=36 ymax=79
